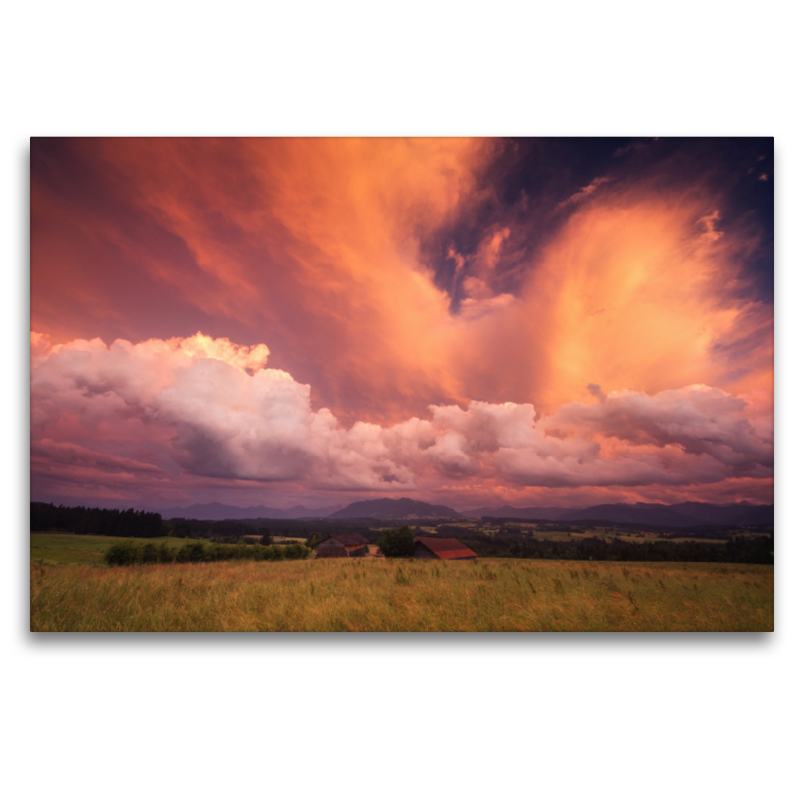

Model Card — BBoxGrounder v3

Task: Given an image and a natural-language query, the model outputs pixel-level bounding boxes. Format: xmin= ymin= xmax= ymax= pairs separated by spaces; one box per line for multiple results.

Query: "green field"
xmin=30 ymin=532 xmax=205 ymax=566
xmin=29 ymin=557 xmax=773 ymax=632
xmin=471 ymin=528 xmax=736 ymax=546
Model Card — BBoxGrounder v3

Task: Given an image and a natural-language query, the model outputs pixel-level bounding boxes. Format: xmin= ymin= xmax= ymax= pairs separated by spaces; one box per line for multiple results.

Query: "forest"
xmin=31 ymin=502 xmax=163 ymax=538
xmin=454 ymin=533 xmax=774 ymax=564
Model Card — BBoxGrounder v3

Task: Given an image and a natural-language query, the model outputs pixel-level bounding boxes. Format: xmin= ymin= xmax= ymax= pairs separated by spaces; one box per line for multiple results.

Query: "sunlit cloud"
xmin=31 ymin=332 xmax=773 ymax=506
xmin=30 ymin=138 xmax=773 ymax=508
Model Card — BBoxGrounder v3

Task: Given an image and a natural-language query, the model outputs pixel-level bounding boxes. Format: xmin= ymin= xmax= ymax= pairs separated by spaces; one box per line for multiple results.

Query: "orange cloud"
xmin=454 ymin=188 xmax=773 ymax=416
xmin=53 ymin=138 xmax=497 ymax=424
xmin=32 ymin=139 xmax=772 ymax=426
xmin=30 ymin=139 xmax=772 ymax=508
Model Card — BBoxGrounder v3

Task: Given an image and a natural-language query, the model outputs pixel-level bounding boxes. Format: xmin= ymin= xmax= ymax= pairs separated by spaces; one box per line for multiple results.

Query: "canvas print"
xmin=30 ymin=138 xmax=774 ymax=631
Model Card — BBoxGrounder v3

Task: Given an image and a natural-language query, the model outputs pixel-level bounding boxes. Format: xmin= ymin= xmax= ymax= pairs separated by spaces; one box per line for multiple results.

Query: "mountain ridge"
xmin=151 ymin=501 xmax=343 ymax=521
xmin=140 ymin=499 xmax=772 ymax=526
xmin=473 ymin=501 xmax=773 ymax=527
xmin=327 ymin=497 xmax=463 ymax=520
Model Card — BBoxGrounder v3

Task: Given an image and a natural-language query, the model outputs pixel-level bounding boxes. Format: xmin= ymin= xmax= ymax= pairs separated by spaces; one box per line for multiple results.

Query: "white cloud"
xmin=30 ymin=333 xmax=774 ymax=494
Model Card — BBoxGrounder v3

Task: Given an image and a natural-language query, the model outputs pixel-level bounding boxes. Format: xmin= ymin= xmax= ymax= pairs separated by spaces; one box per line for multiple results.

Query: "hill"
xmin=467 ymin=505 xmax=571 ymax=520
xmin=669 ymin=502 xmax=774 ymax=526
xmin=327 ymin=497 xmax=463 ymax=520
xmin=473 ymin=501 xmax=773 ymax=528
xmin=558 ymin=503 xmax=699 ymax=527
xmin=153 ymin=501 xmax=342 ymax=521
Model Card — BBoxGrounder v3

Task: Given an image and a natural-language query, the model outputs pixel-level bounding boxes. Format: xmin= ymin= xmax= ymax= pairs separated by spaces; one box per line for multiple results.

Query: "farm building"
xmin=413 ymin=537 xmax=478 ymax=561
xmin=315 ymin=532 xmax=370 ymax=559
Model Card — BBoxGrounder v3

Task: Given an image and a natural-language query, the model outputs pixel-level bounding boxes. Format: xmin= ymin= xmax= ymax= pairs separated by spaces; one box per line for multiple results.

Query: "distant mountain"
xmin=327 ymin=497 xmax=463 ymax=520
xmin=559 ymin=503 xmax=699 ymax=527
xmin=561 ymin=502 xmax=774 ymax=527
xmin=153 ymin=502 xmax=343 ymax=521
xmin=669 ymin=502 xmax=774 ymax=526
xmin=469 ymin=501 xmax=773 ymax=528
xmin=153 ymin=499 xmax=772 ymax=526
xmin=466 ymin=505 xmax=572 ymax=520
xmin=733 ymin=505 xmax=774 ymax=526
xmin=282 ymin=504 xmax=343 ymax=518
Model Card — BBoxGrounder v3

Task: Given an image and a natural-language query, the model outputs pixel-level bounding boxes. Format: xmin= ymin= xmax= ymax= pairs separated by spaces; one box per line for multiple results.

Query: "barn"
xmin=413 ymin=537 xmax=478 ymax=561
xmin=314 ymin=532 xmax=370 ymax=559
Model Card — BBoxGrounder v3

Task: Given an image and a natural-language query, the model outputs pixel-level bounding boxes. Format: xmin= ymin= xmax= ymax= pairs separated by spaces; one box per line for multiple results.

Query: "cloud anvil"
xmin=30 ymin=137 xmax=773 ymax=512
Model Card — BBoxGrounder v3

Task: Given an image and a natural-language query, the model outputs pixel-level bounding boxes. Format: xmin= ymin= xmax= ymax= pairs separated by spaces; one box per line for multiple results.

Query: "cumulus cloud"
xmin=547 ymin=385 xmax=772 ymax=469
xmin=31 ymin=333 xmax=774 ymax=500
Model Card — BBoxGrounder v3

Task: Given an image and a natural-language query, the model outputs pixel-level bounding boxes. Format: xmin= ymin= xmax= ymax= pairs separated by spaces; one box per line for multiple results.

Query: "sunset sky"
xmin=30 ymin=137 xmax=774 ymax=512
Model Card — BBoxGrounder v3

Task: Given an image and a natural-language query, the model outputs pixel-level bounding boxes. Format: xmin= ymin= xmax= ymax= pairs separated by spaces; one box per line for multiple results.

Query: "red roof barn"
xmin=413 ymin=537 xmax=478 ymax=561
xmin=315 ymin=532 xmax=369 ymax=559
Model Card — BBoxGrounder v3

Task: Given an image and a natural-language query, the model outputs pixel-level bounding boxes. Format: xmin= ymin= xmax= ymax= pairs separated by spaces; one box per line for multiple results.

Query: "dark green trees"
xmin=376 ymin=525 xmax=414 ymax=558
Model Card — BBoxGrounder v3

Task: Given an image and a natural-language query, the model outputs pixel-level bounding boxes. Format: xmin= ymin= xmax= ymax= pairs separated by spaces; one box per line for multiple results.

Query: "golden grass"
xmin=29 ymin=558 xmax=773 ymax=632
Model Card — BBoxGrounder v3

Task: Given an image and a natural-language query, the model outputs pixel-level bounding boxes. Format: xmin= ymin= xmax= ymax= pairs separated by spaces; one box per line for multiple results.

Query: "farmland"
xmin=30 ymin=532 xmax=196 ymax=566
xmin=30 ymin=556 xmax=773 ymax=632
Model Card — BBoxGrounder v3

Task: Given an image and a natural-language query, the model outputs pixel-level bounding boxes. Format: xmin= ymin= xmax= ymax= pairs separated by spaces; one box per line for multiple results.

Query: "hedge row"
xmin=105 ymin=540 xmax=310 ymax=566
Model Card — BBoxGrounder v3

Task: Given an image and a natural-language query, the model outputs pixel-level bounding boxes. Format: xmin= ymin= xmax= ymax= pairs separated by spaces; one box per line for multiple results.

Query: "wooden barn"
xmin=413 ymin=537 xmax=478 ymax=561
xmin=314 ymin=532 xmax=370 ymax=559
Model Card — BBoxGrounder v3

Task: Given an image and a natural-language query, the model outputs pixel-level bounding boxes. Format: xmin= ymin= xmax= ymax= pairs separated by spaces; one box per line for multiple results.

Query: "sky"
xmin=30 ymin=137 xmax=774 ymax=512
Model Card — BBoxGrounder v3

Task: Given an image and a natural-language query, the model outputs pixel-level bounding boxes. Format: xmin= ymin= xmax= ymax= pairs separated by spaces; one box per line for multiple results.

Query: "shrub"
xmin=176 ymin=542 xmax=206 ymax=563
xmin=205 ymin=543 xmax=224 ymax=562
xmin=105 ymin=541 xmax=142 ymax=566
xmin=377 ymin=525 xmax=414 ymax=558
xmin=283 ymin=543 xmax=310 ymax=560
xmin=141 ymin=543 xmax=160 ymax=564
xmin=267 ymin=545 xmax=285 ymax=561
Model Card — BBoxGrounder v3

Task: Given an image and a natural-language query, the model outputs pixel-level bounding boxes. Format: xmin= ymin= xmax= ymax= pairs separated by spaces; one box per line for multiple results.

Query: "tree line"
xmin=167 ymin=517 xmax=271 ymax=542
xmin=455 ymin=534 xmax=774 ymax=564
xmin=478 ymin=518 xmax=773 ymax=539
xmin=31 ymin=502 xmax=162 ymax=538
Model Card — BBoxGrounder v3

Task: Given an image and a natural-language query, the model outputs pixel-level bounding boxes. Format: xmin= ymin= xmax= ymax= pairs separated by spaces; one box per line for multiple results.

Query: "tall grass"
xmin=30 ymin=559 xmax=773 ymax=632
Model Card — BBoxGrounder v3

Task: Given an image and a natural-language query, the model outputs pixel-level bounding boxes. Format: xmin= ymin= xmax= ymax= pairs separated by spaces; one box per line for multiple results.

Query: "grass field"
xmin=29 ymin=557 xmax=773 ymax=632
xmin=30 ymin=533 xmax=198 ymax=566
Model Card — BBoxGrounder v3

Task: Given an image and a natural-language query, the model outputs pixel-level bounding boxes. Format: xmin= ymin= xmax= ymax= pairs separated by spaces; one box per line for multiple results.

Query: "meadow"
xmin=31 ymin=532 xmax=197 ymax=566
xmin=30 ymin=556 xmax=773 ymax=632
